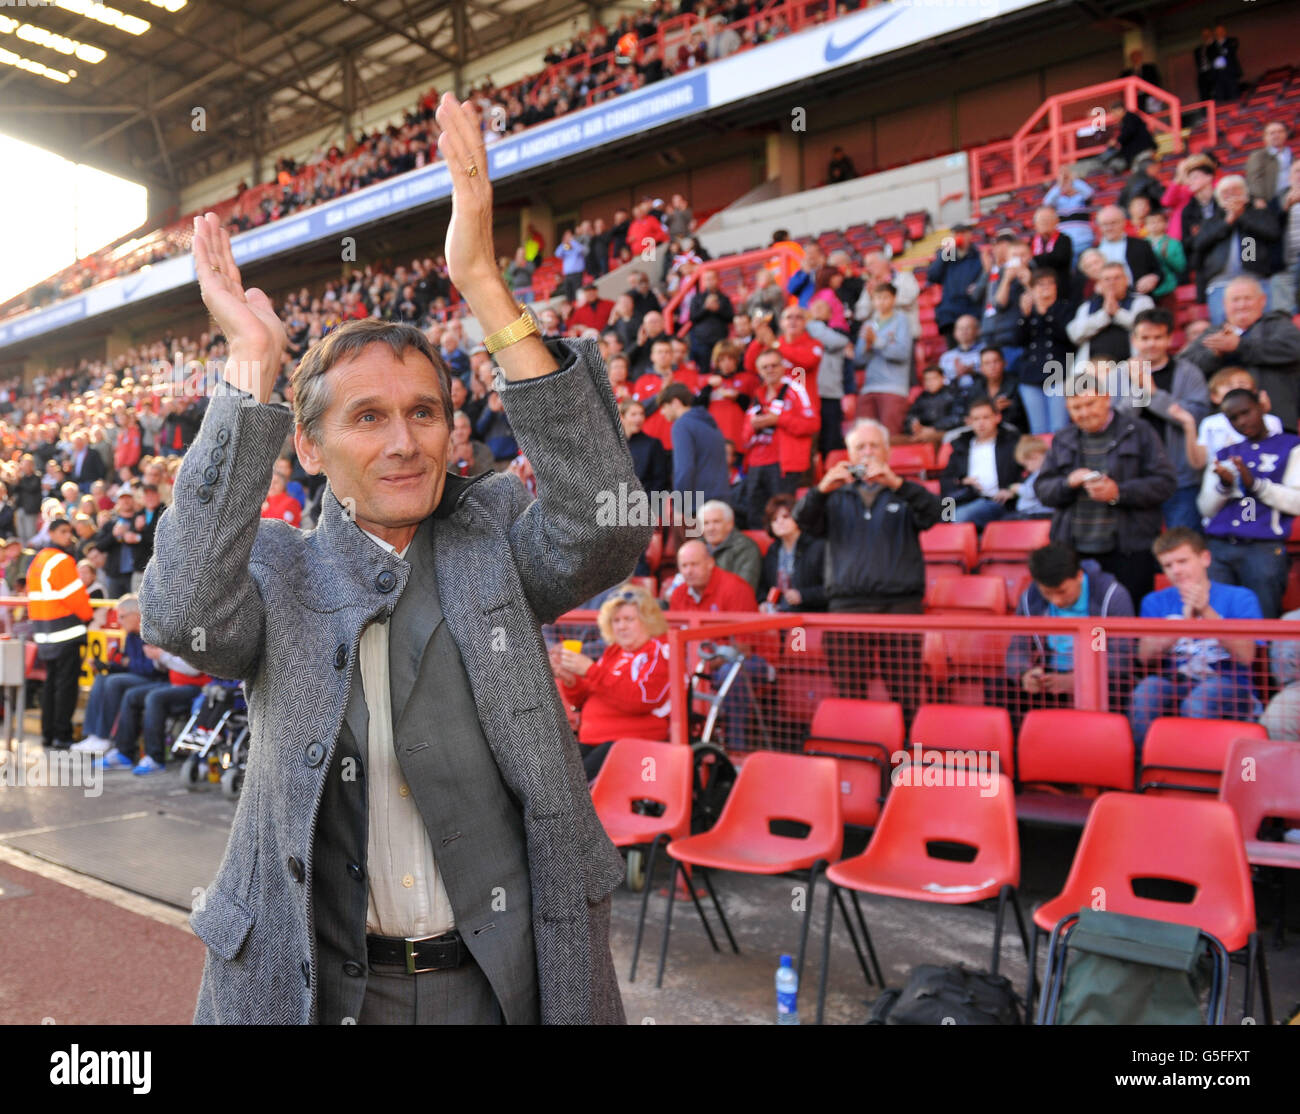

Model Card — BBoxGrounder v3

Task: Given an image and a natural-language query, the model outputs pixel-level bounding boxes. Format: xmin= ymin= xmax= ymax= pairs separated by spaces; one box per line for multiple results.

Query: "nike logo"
xmin=823 ymin=7 xmax=905 ymax=64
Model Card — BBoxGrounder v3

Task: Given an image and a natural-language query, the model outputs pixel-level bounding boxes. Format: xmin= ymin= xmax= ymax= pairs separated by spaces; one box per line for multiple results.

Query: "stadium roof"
xmin=0 ymin=0 xmax=592 ymax=197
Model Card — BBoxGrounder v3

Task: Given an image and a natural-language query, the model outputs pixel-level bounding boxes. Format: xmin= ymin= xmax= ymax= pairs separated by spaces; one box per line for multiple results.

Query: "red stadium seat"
xmin=977 ymin=562 xmax=1032 ymax=610
xmin=935 ymin=440 xmax=953 ymax=472
xmin=1219 ymin=737 xmax=1300 ymax=871
xmin=658 ymin=753 xmax=844 ymax=986
xmin=919 ymin=478 xmax=941 ymax=495
xmin=1016 ymin=709 xmax=1135 ymax=826
xmin=919 ymin=522 xmax=977 ymax=570
xmin=888 ymin=443 xmax=935 ymax=477
xmin=924 ymin=562 xmax=962 ymax=595
xmin=743 ymin=529 xmax=773 ymax=556
xmin=923 ymin=629 xmax=1013 ymax=705
xmin=1139 ymin=717 xmax=1268 ymax=797
xmin=925 ymin=574 xmax=1006 ymax=615
xmin=978 ymin=519 xmax=1051 ymax=562
xmin=802 ymin=698 xmax=906 ymax=828
xmin=1029 ymin=794 xmax=1270 ymax=1021
xmin=911 ymin=702 xmax=1015 ymax=778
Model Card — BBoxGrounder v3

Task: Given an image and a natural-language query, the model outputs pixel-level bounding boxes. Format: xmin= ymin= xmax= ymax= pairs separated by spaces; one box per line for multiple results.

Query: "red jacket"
xmin=741 ymin=376 xmax=819 ymax=475
xmin=743 ymin=334 xmax=824 ymax=401
xmin=562 ymin=636 xmax=672 ymax=744
xmin=114 ymin=425 xmax=141 ymax=471
xmin=634 ymin=368 xmax=701 ymax=450
xmin=627 ymin=215 xmax=669 ymax=248
xmin=669 ymin=566 xmax=757 ymax=613
xmin=262 ymin=492 xmax=302 ymax=528
xmin=568 ymin=299 xmax=614 ymax=333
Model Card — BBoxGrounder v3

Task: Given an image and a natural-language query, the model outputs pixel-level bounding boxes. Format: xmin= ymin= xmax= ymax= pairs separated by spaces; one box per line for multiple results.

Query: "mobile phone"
xmin=1084 ymin=470 xmax=1103 ymax=482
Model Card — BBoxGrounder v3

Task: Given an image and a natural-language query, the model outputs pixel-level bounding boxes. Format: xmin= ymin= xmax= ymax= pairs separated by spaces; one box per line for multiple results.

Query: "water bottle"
xmin=775 ymin=954 xmax=799 ymax=1025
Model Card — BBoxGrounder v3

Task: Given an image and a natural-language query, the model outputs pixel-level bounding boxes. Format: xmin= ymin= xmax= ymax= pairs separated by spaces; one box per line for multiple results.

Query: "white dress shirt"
xmin=358 ymin=526 xmax=455 ymax=939
xmin=967 ymin=438 xmax=1000 ymax=497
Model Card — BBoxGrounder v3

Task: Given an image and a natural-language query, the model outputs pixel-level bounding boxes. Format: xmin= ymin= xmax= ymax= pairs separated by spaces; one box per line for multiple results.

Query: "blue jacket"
xmin=671 ymin=406 xmax=730 ymax=504
xmin=112 ymin=630 xmax=165 ymax=679
xmin=925 ymin=250 xmax=984 ymax=329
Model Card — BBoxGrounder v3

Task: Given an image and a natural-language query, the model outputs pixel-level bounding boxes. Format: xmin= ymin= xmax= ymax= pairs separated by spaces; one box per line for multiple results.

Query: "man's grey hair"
xmin=1225 ymin=273 xmax=1266 ymax=299
xmin=699 ymin=499 xmax=734 ymax=523
xmin=291 ymin=319 xmax=453 ymax=445
xmin=1214 ymin=174 xmax=1248 ymax=203
xmin=116 ymin=594 xmax=140 ymax=615
xmin=847 ymin=418 xmax=890 ymax=452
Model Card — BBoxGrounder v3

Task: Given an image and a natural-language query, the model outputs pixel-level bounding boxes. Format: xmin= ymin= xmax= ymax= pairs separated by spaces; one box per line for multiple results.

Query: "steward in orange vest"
xmin=28 ymin=518 xmax=93 ymax=748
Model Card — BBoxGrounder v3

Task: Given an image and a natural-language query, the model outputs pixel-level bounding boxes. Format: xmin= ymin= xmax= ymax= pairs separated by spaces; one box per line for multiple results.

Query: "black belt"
xmin=366 ymin=930 xmax=467 ymax=974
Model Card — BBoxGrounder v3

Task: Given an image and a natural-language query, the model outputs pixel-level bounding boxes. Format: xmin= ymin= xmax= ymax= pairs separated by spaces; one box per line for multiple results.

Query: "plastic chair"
xmin=816 ymin=774 xmax=1027 ymax=1023
xmin=742 ymin=529 xmax=773 ymax=557
xmin=1140 ymin=717 xmax=1269 ymax=797
xmin=1027 ymin=794 xmax=1272 ymax=1023
xmin=978 ymin=519 xmax=1051 ymax=562
xmin=590 ymin=739 xmax=694 ymax=981
xmin=1219 ymin=736 xmax=1300 ymax=871
xmin=919 ymin=522 xmax=977 ymax=570
xmin=911 ymin=703 xmax=1015 ymax=780
xmin=1016 ymin=709 xmax=1135 ymax=826
xmin=658 ymin=752 xmax=844 ymax=988
xmin=888 ymin=443 xmax=935 ymax=478
xmin=925 ymin=574 xmax=1006 ymax=615
xmin=978 ymin=562 xmax=1032 ymax=609
xmin=802 ymin=698 xmax=905 ymax=828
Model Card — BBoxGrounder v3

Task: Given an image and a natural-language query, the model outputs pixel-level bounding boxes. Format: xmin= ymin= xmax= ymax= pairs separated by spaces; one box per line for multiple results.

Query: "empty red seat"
xmin=919 ymin=522 xmax=977 ymax=570
xmin=1140 ymin=717 xmax=1268 ymax=797
xmin=1219 ymin=736 xmax=1300 ymax=871
xmin=888 ymin=443 xmax=934 ymax=477
xmin=978 ymin=519 xmax=1051 ymax=562
xmin=1016 ymin=709 xmax=1135 ymax=827
xmin=978 ymin=562 xmax=1032 ymax=610
xmin=802 ymin=698 xmax=906 ymax=827
xmin=925 ymin=574 xmax=1007 ymax=615
xmin=742 ymin=529 xmax=773 ymax=556
xmin=911 ymin=703 xmax=1015 ymax=777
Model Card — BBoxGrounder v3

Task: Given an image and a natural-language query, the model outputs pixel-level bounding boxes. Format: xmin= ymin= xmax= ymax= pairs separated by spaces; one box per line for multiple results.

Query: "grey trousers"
xmin=357 ymin=955 xmax=505 ymax=1025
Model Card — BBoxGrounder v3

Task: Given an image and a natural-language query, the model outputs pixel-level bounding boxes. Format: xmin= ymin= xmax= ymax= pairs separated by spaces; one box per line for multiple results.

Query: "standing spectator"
xmin=856 ymin=250 xmax=921 ymax=340
xmin=1183 ymin=276 xmax=1300 ymax=430
xmin=1197 ymin=387 xmax=1300 ymax=619
xmin=809 ymin=268 xmax=849 ymax=333
xmin=1044 ymin=166 xmax=1095 ymax=255
xmin=1179 ymin=158 xmax=1222 ymax=297
xmin=113 ymin=411 xmax=141 ymax=474
xmin=620 ymin=398 xmax=670 ymax=496
xmin=940 ymin=395 xmax=1022 ymax=527
xmin=1066 ymin=262 xmax=1154 ymax=365
xmin=793 ymin=418 xmax=942 ymax=723
xmin=551 ymin=584 xmax=671 ymax=779
xmin=827 ymin=146 xmax=858 ymax=184
xmin=1099 ymin=105 xmax=1157 ymax=174
xmin=68 ymin=432 xmax=106 ymax=492
xmin=1163 ymin=154 xmax=1216 ymax=241
xmin=805 ymin=298 xmax=852 ymax=455
xmin=1245 ymin=121 xmax=1293 ymax=207
xmin=1030 ymin=206 xmax=1074 ymax=293
xmin=1034 ymin=379 xmax=1176 ymax=607
xmin=130 ymin=484 xmax=162 ymax=584
xmin=1111 ymin=308 xmax=1211 ymax=531
xmin=628 ymin=309 xmax=668 ymax=376
xmin=664 ymin=194 xmax=694 ymax=240
xmin=1002 ymin=542 xmax=1135 ymax=725
xmin=1276 ymin=162 xmax=1300 ymax=315
xmin=739 ymin=349 xmax=818 ymax=529
xmin=101 ymin=489 xmax=141 ymax=598
xmin=658 ymin=383 xmax=730 ymax=506
xmin=28 ymin=518 xmax=93 ymax=750
xmin=1193 ymin=28 xmax=1216 ymax=105
xmin=697 ymin=340 xmax=756 ymax=449
xmin=627 ymin=201 xmax=669 ymax=254
xmin=446 ymin=410 xmax=495 ymax=478
xmin=938 ymin=313 xmax=983 ymax=384
xmin=757 ymin=494 xmax=826 ymax=612
xmin=504 ymin=247 xmax=534 ymax=292
xmin=1130 ymin=528 xmax=1261 ymax=749
xmin=855 ymin=282 xmax=913 ymax=436
xmin=1190 ymin=175 xmax=1281 ymax=324
xmin=743 ymin=268 xmax=787 ymax=321
xmin=1208 ymin=24 xmax=1242 ymax=104
xmin=14 ymin=456 xmax=42 ymax=543
xmin=555 ymin=228 xmax=588 ymax=302
xmin=687 ymin=269 xmax=734 ymax=369
xmin=925 ymin=224 xmax=983 ymax=344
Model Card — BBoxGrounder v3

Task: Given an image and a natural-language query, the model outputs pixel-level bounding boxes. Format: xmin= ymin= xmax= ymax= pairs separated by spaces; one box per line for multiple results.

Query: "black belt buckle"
xmin=405 ymin=931 xmax=458 ymax=974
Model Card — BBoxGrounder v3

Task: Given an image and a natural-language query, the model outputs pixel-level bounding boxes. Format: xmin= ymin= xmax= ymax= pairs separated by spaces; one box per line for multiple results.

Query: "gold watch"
xmin=483 ymin=303 xmax=540 ymax=354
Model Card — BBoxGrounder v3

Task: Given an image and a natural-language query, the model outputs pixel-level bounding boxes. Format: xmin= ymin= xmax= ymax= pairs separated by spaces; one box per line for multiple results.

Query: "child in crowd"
xmin=1183 ymin=366 xmax=1280 ymax=471
xmin=1145 ymin=209 xmax=1186 ymax=300
xmin=1008 ymin=434 xmax=1052 ymax=518
xmin=903 ymin=365 xmax=964 ymax=445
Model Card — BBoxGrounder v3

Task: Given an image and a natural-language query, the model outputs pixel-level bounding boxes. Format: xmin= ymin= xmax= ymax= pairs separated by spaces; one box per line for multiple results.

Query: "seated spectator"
xmin=667 ymin=538 xmax=757 ymax=613
xmin=1093 ymin=205 xmax=1162 ymax=296
xmin=1035 ymin=376 xmax=1176 ymax=607
xmin=967 ymin=345 xmax=1028 ymax=433
xmin=447 ymin=410 xmax=495 ymax=478
xmin=939 ymin=313 xmax=983 ymax=384
xmin=1275 ymin=162 xmax=1300 ymax=315
xmin=855 ymin=282 xmax=913 ymax=436
xmin=551 ymin=583 xmax=671 ymax=779
xmin=101 ymin=647 xmax=211 ymax=775
xmin=1197 ymin=387 xmax=1300 ymax=619
xmin=1187 ymin=365 xmax=1281 ymax=471
xmin=905 ymin=365 xmax=964 ymax=446
xmin=1003 ymin=542 xmax=1135 ymax=725
xmin=1008 ymin=435 xmax=1052 ymax=518
xmin=1044 ymin=166 xmax=1095 ymax=255
xmin=70 ymin=595 xmax=164 ymax=755
xmin=1131 ymin=528 xmax=1262 ymax=748
xmin=568 ymin=282 xmax=614 ymax=333
xmin=924 ymin=224 xmax=983 ymax=344
xmin=1030 ymin=206 xmax=1074 ymax=294
xmin=1100 ymin=104 xmax=1157 ymax=173
xmin=699 ymin=499 xmax=762 ymax=593
xmin=827 ymin=145 xmax=858 ymax=184
xmin=757 ymin=494 xmax=826 ymax=613
xmin=1192 ymin=175 xmax=1282 ymax=325
xmin=1066 ymin=261 xmax=1155 ymax=366
xmin=941 ymin=395 xmax=1022 ymax=527
xmin=1183 ymin=275 xmax=1300 ymax=431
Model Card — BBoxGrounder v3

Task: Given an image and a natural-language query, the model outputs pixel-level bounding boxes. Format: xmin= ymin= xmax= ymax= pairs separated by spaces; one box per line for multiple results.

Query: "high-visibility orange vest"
xmin=28 ymin=546 xmax=93 ymax=656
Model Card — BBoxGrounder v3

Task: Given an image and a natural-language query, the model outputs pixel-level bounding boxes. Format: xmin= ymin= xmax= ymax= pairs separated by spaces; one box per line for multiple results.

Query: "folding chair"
xmin=657 ymin=752 xmax=843 ymax=988
xmin=816 ymin=774 xmax=1026 ymax=1023
xmin=589 ymin=739 xmax=693 ymax=981
xmin=1027 ymin=794 xmax=1273 ymax=1023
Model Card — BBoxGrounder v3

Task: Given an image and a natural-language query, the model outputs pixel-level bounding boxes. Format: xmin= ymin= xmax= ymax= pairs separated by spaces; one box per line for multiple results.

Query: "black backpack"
xmin=868 ymin=964 xmax=1023 ymax=1025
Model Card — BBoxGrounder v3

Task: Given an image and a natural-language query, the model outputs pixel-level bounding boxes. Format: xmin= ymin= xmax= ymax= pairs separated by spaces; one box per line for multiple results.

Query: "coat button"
xmin=334 ymin=644 xmax=347 ymax=670
xmin=209 ymin=446 xmax=226 ymax=464
xmin=287 ymin=856 xmax=305 ymax=883
xmin=398 ymin=784 xmax=409 ymax=798
xmin=401 ymin=874 xmax=414 ymax=889
xmin=301 ymin=959 xmax=310 ymax=986
xmin=195 ymin=484 xmax=213 ymax=503
xmin=375 ymin=569 xmax=397 ymax=593
xmin=216 ymin=428 xmax=231 ymax=445
xmin=342 ymin=961 xmax=364 ymax=978
xmin=203 ymin=464 xmax=221 ymax=484
xmin=305 ymin=741 xmax=325 ymax=768
xmin=347 ymin=862 xmax=365 ymax=882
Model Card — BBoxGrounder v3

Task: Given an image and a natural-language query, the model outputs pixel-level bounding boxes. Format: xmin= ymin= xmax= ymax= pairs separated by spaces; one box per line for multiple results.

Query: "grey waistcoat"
xmin=312 ymin=513 xmax=538 ymax=1024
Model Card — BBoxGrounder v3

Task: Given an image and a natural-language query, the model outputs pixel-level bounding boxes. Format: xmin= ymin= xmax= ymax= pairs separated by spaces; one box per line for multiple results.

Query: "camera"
xmin=847 ymin=464 xmax=868 ymax=480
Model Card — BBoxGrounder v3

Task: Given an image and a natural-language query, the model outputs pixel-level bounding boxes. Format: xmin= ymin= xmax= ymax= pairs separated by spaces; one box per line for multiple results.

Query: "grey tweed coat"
xmin=138 ymin=337 xmax=650 ymax=1024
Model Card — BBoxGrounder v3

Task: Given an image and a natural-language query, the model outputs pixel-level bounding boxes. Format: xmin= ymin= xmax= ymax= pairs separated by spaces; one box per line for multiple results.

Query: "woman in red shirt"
xmin=550 ymin=583 xmax=671 ymax=779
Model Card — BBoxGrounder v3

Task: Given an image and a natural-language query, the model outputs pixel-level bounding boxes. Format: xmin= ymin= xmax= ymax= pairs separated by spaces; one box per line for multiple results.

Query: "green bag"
xmin=1054 ymin=909 xmax=1217 ymax=1025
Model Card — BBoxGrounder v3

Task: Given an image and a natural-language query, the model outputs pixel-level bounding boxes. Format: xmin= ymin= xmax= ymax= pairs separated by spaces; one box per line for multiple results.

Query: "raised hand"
xmin=434 ymin=92 xmax=498 ymax=299
xmin=192 ymin=212 xmax=285 ymax=403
